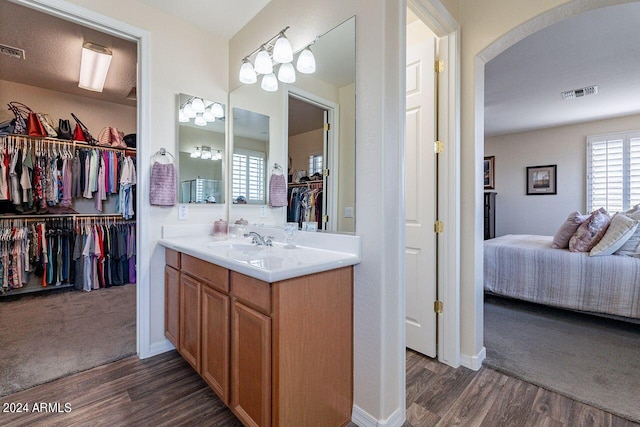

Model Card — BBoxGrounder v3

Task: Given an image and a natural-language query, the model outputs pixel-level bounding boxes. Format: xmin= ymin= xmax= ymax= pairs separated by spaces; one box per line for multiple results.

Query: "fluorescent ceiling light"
xmin=79 ymin=42 xmax=112 ymax=92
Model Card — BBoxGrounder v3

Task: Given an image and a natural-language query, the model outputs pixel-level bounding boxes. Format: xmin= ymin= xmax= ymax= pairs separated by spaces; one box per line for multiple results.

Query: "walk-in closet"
xmin=0 ymin=0 xmax=138 ymax=396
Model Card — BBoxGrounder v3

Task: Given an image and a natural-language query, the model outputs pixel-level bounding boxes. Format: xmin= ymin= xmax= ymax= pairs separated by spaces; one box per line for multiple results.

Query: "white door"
xmin=405 ymin=32 xmax=437 ymax=357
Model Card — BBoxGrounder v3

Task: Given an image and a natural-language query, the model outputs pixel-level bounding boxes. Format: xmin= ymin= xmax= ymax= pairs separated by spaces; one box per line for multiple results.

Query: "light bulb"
xmin=273 ymin=35 xmax=293 ymax=63
xmin=194 ymin=113 xmax=206 ymax=126
xmin=296 ymin=48 xmax=316 ymax=74
xmin=183 ymin=101 xmax=196 ymax=118
xmin=178 ymin=109 xmax=189 ymax=122
xmin=239 ymin=60 xmax=257 ymax=84
xmin=211 ymin=102 xmax=224 ymax=118
xmin=201 ymin=147 xmax=212 ymax=159
xmin=204 ymin=106 xmax=215 ymax=122
xmin=191 ymin=147 xmax=201 ymax=158
xmin=254 ymin=47 xmax=273 ymax=74
xmin=278 ymin=62 xmax=296 ymax=83
xmin=261 ymin=73 xmax=278 ymax=92
xmin=191 ymin=97 xmax=205 ymax=113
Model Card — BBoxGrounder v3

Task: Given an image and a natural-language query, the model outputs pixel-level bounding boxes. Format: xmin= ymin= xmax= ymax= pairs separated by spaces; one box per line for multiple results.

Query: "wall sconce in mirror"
xmin=190 ymin=145 xmax=222 ymax=161
xmin=79 ymin=42 xmax=112 ymax=92
xmin=238 ymin=27 xmax=317 ymax=92
xmin=179 ymin=97 xmax=225 ymax=125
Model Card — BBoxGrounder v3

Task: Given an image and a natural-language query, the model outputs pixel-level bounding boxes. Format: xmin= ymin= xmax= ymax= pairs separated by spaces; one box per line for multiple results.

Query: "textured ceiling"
xmin=0 ymin=0 xmax=137 ymax=107
xmin=485 ymin=3 xmax=640 ymax=137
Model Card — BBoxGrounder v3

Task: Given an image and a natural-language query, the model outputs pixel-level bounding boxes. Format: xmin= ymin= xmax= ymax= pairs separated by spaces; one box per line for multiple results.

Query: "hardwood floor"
xmin=0 ymin=349 xmax=637 ymax=426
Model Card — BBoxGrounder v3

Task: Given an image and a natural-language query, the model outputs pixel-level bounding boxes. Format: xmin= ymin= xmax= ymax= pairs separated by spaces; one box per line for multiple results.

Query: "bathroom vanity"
xmin=160 ymin=229 xmax=360 ymax=427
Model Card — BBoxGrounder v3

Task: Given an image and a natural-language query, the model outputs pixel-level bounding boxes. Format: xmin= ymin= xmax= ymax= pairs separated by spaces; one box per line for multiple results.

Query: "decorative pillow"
xmin=552 ymin=211 xmax=589 ymax=249
xmin=625 ymin=204 xmax=640 ymax=215
xmin=590 ymin=213 xmax=638 ymax=256
xmin=615 ymin=209 xmax=640 ymax=257
xmin=569 ymin=208 xmax=611 ymax=252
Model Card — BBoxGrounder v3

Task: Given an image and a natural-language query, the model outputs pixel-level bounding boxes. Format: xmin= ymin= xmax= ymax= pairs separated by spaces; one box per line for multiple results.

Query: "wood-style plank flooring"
xmin=0 ymin=349 xmax=637 ymax=427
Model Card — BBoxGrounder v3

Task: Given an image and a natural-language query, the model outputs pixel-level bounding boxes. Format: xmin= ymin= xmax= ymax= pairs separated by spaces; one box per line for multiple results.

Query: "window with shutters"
xmin=308 ymin=154 xmax=323 ymax=176
xmin=232 ymin=148 xmax=266 ymax=204
xmin=586 ymin=131 xmax=640 ymax=213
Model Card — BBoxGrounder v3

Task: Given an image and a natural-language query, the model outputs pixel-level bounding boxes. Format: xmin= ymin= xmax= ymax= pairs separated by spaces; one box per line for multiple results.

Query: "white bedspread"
xmin=484 ymin=234 xmax=640 ymax=319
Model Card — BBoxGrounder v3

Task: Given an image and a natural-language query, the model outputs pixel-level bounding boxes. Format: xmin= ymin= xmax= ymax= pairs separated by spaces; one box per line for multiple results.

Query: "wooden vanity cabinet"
xmin=164 ymin=249 xmax=353 ymax=427
xmin=164 ymin=249 xmax=181 ymax=348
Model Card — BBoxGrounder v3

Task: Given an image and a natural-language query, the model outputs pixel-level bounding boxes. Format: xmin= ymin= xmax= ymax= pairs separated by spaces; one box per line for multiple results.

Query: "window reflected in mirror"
xmin=231 ymin=107 xmax=269 ymax=205
xmin=178 ymin=93 xmax=225 ymax=204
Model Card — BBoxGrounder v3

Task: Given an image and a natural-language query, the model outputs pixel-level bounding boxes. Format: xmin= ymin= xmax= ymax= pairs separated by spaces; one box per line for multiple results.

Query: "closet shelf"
xmin=1 ymin=133 xmax=136 ymax=152
xmin=0 ymin=283 xmax=75 ymax=299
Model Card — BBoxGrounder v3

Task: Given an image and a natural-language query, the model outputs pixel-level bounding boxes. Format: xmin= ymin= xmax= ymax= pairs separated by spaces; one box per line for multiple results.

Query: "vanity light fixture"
xmin=179 ymin=97 xmax=225 ymax=125
xmin=238 ymin=27 xmax=316 ymax=91
xmin=191 ymin=146 xmax=202 ymax=158
xmin=78 ymin=42 xmax=112 ymax=92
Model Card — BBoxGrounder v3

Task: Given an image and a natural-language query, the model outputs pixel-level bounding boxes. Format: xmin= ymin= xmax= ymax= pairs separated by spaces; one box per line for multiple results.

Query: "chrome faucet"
xmin=244 ymin=231 xmax=273 ymax=246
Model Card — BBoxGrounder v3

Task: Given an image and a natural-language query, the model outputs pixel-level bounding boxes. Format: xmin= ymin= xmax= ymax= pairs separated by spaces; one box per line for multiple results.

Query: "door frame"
xmin=407 ymin=0 xmax=460 ymax=367
xmin=285 ymin=86 xmax=340 ymax=232
xmin=13 ymin=0 xmax=151 ymax=358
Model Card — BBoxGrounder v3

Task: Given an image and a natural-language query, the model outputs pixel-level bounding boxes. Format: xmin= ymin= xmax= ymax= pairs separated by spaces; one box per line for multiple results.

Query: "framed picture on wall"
xmin=526 ymin=164 xmax=557 ymax=195
xmin=484 ymin=156 xmax=495 ymax=189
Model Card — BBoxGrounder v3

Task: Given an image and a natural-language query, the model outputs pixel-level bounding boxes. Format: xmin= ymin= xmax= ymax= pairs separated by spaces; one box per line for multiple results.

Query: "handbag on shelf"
xmin=7 ymin=102 xmax=30 ymax=135
xmin=98 ymin=126 xmax=112 ymax=146
xmin=111 ymin=127 xmax=126 ymax=148
xmin=123 ymin=133 xmax=136 ymax=148
xmin=27 ymin=110 xmax=46 ymax=137
xmin=57 ymin=119 xmax=73 ymax=140
xmin=37 ymin=113 xmax=58 ymax=138
xmin=70 ymin=112 xmax=97 ymax=145
xmin=73 ymin=123 xmax=86 ymax=141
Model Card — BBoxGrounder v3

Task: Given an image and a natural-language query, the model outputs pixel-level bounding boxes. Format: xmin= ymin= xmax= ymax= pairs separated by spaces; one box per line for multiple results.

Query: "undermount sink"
xmin=204 ymin=242 xmax=264 ymax=252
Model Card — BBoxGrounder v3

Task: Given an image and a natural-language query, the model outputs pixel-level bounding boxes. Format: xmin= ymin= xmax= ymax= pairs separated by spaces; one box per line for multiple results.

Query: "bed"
xmin=484 ymin=234 xmax=640 ymax=320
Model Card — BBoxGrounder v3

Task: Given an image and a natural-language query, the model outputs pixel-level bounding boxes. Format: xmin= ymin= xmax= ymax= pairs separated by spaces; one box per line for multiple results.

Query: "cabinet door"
xmin=164 ymin=265 xmax=180 ymax=347
xmin=231 ymin=301 xmax=271 ymax=427
xmin=202 ymin=285 xmax=230 ymax=404
xmin=180 ymin=273 xmax=201 ymax=373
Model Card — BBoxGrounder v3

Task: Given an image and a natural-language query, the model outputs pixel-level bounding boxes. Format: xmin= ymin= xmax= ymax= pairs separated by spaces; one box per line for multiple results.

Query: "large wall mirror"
xmin=231 ymin=107 xmax=269 ymax=205
xmin=178 ymin=93 xmax=226 ymax=204
xmin=229 ymin=16 xmax=355 ymax=233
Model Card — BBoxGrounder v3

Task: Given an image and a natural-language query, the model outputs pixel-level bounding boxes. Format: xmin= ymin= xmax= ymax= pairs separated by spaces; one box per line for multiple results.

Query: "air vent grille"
xmin=0 ymin=44 xmax=25 ymax=60
xmin=562 ymin=85 xmax=598 ymax=100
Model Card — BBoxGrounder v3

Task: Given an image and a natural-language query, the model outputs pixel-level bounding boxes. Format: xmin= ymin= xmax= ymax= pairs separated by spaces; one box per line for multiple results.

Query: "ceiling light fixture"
xmin=238 ymin=27 xmax=316 ymax=92
xmin=78 ymin=41 xmax=112 ymax=92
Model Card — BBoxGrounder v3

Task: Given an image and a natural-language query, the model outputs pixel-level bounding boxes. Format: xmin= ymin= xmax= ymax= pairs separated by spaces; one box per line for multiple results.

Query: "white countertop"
xmin=159 ymin=224 xmax=361 ymax=282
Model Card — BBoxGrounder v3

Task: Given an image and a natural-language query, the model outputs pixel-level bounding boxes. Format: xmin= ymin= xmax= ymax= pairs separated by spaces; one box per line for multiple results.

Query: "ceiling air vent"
xmin=561 ymin=85 xmax=598 ymax=100
xmin=0 ymin=44 xmax=25 ymax=60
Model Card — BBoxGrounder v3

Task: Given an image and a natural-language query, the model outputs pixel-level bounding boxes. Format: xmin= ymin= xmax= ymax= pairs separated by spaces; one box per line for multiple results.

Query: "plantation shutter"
xmin=232 ymin=149 xmax=265 ymax=203
xmin=587 ymin=131 xmax=640 ymax=212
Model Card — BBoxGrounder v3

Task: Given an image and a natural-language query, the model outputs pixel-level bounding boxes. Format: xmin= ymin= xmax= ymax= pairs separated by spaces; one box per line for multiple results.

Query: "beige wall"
xmin=230 ymin=0 xmax=405 ymax=421
xmin=338 ymin=83 xmax=355 ymax=233
xmin=64 ymin=0 xmax=229 ymax=351
xmin=289 ymin=128 xmax=323 ymax=173
xmin=486 ymin=114 xmax=640 ymax=237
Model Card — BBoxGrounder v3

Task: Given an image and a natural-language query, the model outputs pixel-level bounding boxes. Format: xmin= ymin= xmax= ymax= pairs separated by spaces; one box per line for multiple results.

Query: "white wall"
xmin=230 ymin=0 xmax=405 ymax=424
xmin=485 ymin=114 xmax=640 ymax=236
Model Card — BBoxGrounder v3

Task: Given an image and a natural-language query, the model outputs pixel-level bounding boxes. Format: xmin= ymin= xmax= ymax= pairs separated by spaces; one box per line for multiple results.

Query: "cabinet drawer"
xmin=165 ymin=249 xmax=180 ymax=269
xmin=182 ymin=254 xmax=229 ymax=293
xmin=231 ymin=272 xmax=271 ymax=315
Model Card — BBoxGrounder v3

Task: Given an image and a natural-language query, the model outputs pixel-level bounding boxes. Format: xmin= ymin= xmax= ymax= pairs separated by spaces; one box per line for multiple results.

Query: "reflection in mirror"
xmin=178 ymin=94 xmax=225 ymax=204
xmin=287 ymin=17 xmax=355 ymax=233
xmin=231 ymin=107 xmax=269 ymax=205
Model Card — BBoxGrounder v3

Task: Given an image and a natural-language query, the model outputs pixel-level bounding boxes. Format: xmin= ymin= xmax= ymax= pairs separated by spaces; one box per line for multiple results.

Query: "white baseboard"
xmin=460 ymin=346 xmax=486 ymax=371
xmin=144 ymin=339 xmax=176 ymax=359
xmin=352 ymin=405 xmax=404 ymax=427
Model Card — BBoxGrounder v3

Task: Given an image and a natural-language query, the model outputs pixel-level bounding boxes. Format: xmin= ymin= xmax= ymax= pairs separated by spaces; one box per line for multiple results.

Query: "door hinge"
xmin=434 ymin=140 xmax=444 ymax=153
xmin=322 ymin=215 xmax=329 ymax=223
xmin=435 ymin=59 xmax=444 ymax=73
xmin=434 ymin=221 xmax=444 ymax=233
xmin=434 ymin=300 xmax=444 ymax=314
xmin=322 ymin=168 xmax=330 ymax=177
xmin=324 ymin=123 xmax=330 ymax=131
